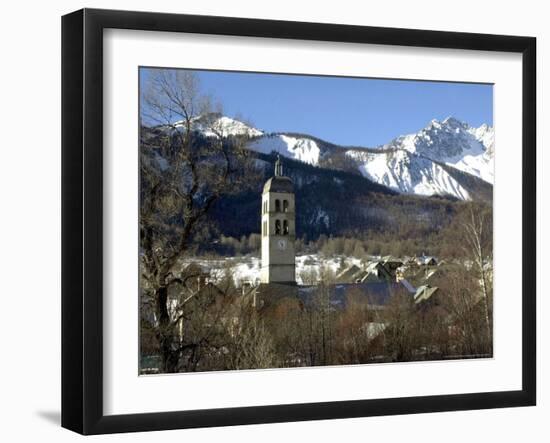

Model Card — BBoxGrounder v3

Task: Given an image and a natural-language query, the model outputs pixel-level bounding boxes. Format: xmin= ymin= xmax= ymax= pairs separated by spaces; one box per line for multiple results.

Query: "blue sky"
xmin=140 ymin=68 xmax=493 ymax=147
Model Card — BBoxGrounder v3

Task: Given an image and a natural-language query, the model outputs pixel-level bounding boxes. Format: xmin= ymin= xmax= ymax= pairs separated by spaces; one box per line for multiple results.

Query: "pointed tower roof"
xmin=263 ymin=155 xmax=293 ymax=193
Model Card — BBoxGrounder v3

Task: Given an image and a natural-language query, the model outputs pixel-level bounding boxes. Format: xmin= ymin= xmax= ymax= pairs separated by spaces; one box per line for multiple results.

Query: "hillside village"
xmin=178 ymin=253 xmax=444 ymax=306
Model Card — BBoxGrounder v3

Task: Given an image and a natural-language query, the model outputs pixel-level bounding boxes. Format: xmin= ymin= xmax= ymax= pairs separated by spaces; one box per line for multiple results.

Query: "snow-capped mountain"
xmin=345 ymin=148 xmax=472 ymax=200
xmin=183 ymin=114 xmax=494 ymax=201
xmin=382 ymin=117 xmax=494 ymax=184
xmin=187 ymin=116 xmax=332 ymax=166
xmin=173 ymin=114 xmax=264 ymax=138
xmin=204 ymin=115 xmax=264 ymax=138
xmin=248 ymin=134 xmax=323 ymax=165
xmin=340 ymin=117 xmax=494 ymax=200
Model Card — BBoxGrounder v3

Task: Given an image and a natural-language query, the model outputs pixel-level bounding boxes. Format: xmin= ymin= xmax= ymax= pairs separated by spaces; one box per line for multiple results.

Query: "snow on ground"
xmin=312 ymin=209 xmax=330 ymax=229
xmin=182 ymin=254 xmax=364 ymax=286
xmin=231 ymin=257 xmax=261 ymax=286
xmin=183 ymin=256 xmax=262 ymax=287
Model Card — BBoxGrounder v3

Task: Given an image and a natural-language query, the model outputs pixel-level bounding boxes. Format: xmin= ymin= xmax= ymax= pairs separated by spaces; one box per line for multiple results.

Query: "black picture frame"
xmin=61 ymin=8 xmax=537 ymax=435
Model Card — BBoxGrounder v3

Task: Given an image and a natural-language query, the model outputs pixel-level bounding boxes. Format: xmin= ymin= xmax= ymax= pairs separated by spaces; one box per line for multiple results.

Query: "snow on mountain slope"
xmin=470 ymin=123 xmax=494 ymax=156
xmin=174 ymin=115 xmax=264 ymax=138
xmin=161 ymin=114 xmax=493 ymax=201
xmin=247 ymin=134 xmax=321 ymax=165
xmin=243 ymin=117 xmax=492 ymax=200
xmin=204 ymin=116 xmax=264 ymax=138
xmin=388 ymin=117 xmax=494 ymax=184
xmin=346 ymin=148 xmax=471 ymax=200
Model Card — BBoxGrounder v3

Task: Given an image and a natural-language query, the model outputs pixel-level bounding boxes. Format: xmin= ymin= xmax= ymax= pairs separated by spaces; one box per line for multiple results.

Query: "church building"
xmin=260 ymin=156 xmax=296 ymax=285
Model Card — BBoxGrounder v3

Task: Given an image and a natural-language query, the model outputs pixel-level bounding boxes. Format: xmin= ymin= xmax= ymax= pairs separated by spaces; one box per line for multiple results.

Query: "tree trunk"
xmin=156 ymin=286 xmax=179 ymax=373
xmin=478 ymin=268 xmax=492 ymax=352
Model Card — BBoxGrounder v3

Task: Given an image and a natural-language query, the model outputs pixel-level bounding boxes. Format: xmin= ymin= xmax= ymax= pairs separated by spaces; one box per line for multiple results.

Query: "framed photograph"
xmin=62 ymin=8 xmax=536 ymax=435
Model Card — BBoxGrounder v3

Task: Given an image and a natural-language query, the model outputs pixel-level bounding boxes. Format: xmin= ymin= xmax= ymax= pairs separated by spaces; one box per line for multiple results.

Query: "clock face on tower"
xmin=277 ymin=239 xmax=287 ymax=250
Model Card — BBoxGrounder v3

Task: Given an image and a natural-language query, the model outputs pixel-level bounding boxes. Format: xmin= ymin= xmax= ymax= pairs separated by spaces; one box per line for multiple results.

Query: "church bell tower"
xmin=260 ymin=156 xmax=296 ymax=284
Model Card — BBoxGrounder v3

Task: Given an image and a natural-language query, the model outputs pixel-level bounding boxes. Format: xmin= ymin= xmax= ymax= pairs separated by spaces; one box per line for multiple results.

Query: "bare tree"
xmin=310 ymin=266 xmax=335 ymax=365
xmin=139 ymin=69 xmax=257 ymax=372
xmin=433 ymin=264 xmax=489 ymax=356
xmin=299 ymin=268 xmax=319 ymax=285
xmin=381 ymin=292 xmax=418 ymax=362
xmin=226 ymin=305 xmax=278 ymax=370
xmin=459 ymin=203 xmax=493 ymax=349
xmin=334 ymin=288 xmax=373 ymax=364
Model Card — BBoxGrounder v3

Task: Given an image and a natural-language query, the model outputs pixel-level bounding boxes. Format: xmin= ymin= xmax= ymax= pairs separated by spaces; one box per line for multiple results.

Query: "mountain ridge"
xmin=155 ymin=114 xmax=494 ymax=202
xmin=216 ymin=115 xmax=493 ymax=201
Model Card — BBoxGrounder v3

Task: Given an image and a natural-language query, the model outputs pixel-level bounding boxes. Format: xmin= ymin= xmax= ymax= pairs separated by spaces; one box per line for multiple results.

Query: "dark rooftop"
xmin=263 ymin=176 xmax=294 ymax=194
xmin=297 ymin=281 xmax=412 ymax=309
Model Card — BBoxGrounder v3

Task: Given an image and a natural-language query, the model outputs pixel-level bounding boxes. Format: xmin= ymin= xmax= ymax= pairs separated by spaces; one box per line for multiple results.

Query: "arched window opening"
xmin=275 ymin=199 xmax=281 ymax=212
xmin=283 ymin=200 xmax=289 ymax=212
xmin=275 ymin=219 xmax=281 ymax=235
xmin=283 ymin=220 xmax=289 ymax=235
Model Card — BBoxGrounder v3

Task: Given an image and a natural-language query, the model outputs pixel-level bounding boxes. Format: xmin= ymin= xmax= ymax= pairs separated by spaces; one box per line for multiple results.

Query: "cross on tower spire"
xmin=275 ymin=155 xmax=283 ymax=177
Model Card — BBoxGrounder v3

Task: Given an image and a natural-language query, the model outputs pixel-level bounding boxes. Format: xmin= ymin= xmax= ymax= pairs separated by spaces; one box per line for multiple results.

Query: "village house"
xmin=416 ymin=255 xmax=438 ymax=267
xmin=414 ymin=285 xmax=440 ymax=304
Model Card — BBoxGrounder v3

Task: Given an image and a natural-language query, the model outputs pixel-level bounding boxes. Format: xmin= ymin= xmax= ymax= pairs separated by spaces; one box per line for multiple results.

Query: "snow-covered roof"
xmin=417 ymin=256 xmax=438 ymax=265
xmin=414 ymin=285 xmax=439 ymax=303
xmin=382 ymin=255 xmax=403 ymax=264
